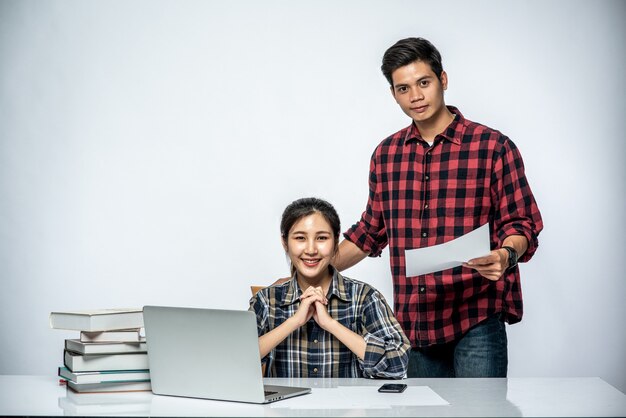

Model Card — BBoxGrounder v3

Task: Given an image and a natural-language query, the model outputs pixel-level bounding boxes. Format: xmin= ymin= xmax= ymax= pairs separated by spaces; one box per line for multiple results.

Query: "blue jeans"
xmin=407 ymin=314 xmax=508 ymax=377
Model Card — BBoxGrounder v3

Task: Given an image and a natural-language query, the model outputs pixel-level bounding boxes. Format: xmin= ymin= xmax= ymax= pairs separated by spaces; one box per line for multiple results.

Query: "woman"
xmin=249 ymin=197 xmax=410 ymax=378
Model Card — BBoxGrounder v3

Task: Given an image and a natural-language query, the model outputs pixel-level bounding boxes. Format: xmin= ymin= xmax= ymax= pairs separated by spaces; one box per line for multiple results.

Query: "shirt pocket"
xmin=438 ymin=178 xmax=488 ymax=218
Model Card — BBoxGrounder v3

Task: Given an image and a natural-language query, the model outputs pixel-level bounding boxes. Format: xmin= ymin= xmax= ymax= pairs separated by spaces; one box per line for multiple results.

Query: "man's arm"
xmin=501 ymin=234 xmax=528 ymax=260
xmin=466 ymin=135 xmax=543 ymax=281
xmin=333 ymin=239 xmax=369 ymax=272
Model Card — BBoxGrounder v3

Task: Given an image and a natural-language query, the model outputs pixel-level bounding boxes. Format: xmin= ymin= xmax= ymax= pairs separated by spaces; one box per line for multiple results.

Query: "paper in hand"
xmin=404 ymin=223 xmax=491 ymax=277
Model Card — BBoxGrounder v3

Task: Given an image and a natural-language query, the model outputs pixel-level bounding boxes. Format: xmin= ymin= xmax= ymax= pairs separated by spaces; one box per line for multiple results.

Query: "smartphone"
xmin=378 ymin=383 xmax=407 ymax=393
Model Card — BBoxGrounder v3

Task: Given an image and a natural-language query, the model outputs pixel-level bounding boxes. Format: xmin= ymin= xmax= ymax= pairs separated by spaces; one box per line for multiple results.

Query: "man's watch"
xmin=501 ymin=246 xmax=519 ymax=269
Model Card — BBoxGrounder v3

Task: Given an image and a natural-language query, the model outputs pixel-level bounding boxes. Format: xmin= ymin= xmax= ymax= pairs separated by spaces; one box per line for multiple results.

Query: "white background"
xmin=1 ymin=0 xmax=624 ymax=392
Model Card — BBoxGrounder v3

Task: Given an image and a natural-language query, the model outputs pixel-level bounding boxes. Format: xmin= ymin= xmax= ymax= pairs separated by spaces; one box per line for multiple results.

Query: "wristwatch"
xmin=501 ymin=246 xmax=518 ymax=269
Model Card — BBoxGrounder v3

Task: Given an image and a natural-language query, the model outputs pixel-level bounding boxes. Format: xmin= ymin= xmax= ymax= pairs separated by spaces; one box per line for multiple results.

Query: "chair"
xmin=251 ymin=277 xmax=290 ymax=296
xmin=250 ymin=285 xmax=265 ymax=295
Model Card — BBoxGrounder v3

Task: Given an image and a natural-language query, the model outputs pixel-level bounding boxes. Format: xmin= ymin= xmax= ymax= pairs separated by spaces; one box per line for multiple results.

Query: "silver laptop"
xmin=143 ymin=305 xmax=310 ymax=404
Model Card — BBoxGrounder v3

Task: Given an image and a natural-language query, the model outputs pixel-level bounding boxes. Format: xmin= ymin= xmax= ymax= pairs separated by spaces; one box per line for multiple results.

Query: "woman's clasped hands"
xmin=293 ymin=286 xmax=334 ymax=329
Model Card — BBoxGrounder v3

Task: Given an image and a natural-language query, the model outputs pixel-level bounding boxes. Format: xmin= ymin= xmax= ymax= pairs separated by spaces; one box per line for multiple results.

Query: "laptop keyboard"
xmin=265 ymin=390 xmax=278 ymax=396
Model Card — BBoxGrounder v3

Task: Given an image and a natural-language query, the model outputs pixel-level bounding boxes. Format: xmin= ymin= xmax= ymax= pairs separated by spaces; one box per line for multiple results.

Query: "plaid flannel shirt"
xmin=344 ymin=106 xmax=543 ymax=347
xmin=249 ymin=267 xmax=410 ymax=378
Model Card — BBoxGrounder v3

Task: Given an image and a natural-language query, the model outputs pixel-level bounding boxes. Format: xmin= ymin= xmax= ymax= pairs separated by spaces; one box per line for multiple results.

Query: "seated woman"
xmin=249 ymin=197 xmax=410 ymax=378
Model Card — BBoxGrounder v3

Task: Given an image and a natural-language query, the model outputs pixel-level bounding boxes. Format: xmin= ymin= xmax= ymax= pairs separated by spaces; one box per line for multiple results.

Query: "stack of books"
xmin=50 ymin=308 xmax=151 ymax=393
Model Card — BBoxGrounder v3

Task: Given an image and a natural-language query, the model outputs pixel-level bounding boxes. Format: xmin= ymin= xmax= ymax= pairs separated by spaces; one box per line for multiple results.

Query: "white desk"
xmin=1 ymin=375 xmax=625 ymax=417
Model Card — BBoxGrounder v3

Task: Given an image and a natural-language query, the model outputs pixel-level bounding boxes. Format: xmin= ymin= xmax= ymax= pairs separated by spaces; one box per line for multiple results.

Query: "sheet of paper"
xmin=271 ymin=386 xmax=449 ymax=409
xmin=405 ymin=223 xmax=491 ymax=277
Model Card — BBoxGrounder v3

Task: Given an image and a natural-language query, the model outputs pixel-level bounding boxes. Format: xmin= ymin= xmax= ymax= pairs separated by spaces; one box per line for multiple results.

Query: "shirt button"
xmin=419 ymin=286 xmax=426 ymax=293
xmin=425 ymin=175 xmax=430 ymax=180
xmin=422 ymin=232 xmax=428 ymax=238
xmin=424 ymin=204 xmax=429 ymax=209
xmin=313 ymin=368 xmax=318 ymax=373
xmin=313 ymin=339 xmax=318 ymax=344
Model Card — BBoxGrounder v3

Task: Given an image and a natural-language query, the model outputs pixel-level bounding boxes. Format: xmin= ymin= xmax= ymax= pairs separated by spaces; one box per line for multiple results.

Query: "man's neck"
xmin=415 ymin=106 xmax=455 ymax=142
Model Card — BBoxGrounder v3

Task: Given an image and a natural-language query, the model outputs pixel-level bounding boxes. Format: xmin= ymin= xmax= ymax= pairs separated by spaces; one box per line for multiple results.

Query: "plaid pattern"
xmin=344 ymin=106 xmax=543 ymax=347
xmin=249 ymin=268 xmax=410 ymax=378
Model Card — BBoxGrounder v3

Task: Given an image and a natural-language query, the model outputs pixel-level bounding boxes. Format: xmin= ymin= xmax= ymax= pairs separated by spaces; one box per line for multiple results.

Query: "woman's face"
xmin=283 ymin=212 xmax=336 ymax=283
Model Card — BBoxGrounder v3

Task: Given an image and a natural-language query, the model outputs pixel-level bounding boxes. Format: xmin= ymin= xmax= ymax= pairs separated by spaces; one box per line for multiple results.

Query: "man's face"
xmin=390 ymin=60 xmax=448 ymax=125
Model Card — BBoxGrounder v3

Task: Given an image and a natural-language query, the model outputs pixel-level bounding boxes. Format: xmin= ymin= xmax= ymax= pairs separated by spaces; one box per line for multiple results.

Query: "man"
xmin=334 ymin=37 xmax=543 ymax=377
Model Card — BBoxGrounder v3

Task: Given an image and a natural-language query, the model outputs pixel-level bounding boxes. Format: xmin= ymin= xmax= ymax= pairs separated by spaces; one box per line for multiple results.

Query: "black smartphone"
xmin=378 ymin=383 xmax=407 ymax=393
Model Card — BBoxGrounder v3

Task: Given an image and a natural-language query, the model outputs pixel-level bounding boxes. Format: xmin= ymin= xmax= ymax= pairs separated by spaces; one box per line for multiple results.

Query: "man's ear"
xmin=390 ymin=85 xmax=401 ymax=104
xmin=440 ymin=70 xmax=449 ymax=91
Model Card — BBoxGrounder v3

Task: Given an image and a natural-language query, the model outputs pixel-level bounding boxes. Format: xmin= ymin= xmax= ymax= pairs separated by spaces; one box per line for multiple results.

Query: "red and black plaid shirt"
xmin=344 ymin=106 xmax=543 ymax=347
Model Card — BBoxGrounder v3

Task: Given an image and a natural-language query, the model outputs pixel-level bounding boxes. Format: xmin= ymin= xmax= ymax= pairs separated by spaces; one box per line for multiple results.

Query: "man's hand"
xmin=464 ymin=235 xmax=529 ymax=281
xmin=463 ymin=249 xmax=509 ymax=281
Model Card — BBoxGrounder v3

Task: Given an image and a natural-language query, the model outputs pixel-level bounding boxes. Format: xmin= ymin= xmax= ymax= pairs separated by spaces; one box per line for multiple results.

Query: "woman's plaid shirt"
xmin=344 ymin=107 xmax=543 ymax=348
xmin=249 ymin=268 xmax=410 ymax=378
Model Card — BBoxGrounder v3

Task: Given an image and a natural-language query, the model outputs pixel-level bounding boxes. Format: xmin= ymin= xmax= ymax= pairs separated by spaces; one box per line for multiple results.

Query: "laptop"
xmin=143 ymin=305 xmax=311 ymax=404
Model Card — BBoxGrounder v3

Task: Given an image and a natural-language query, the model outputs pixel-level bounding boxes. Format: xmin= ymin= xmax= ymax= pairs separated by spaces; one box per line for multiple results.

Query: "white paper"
xmin=405 ymin=223 xmax=491 ymax=277
xmin=271 ymin=386 xmax=449 ymax=409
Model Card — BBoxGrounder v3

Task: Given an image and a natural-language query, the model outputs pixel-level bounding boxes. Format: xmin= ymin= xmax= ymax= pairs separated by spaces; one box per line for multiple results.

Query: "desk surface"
xmin=1 ymin=375 xmax=625 ymax=417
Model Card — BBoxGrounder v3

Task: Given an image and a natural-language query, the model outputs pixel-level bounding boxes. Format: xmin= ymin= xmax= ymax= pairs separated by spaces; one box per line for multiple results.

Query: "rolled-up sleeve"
xmin=248 ymin=292 xmax=271 ymax=369
xmin=491 ymin=138 xmax=543 ymax=262
xmin=248 ymin=293 xmax=269 ymax=336
xmin=358 ymin=291 xmax=410 ymax=378
xmin=344 ymin=153 xmax=389 ymax=257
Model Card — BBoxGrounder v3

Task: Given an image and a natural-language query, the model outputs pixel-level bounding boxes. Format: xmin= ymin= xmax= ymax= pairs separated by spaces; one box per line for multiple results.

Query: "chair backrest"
xmin=250 ymin=285 xmax=265 ymax=296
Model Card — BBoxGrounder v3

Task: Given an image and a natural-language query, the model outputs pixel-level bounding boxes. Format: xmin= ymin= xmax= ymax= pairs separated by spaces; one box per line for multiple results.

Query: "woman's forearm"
xmin=258 ymin=317 xmax=299 ymax=358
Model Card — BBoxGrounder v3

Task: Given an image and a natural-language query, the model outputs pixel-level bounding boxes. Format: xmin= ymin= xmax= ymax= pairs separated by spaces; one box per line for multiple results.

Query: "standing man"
xmin=335 ymin=37 xmax=543 ymax=377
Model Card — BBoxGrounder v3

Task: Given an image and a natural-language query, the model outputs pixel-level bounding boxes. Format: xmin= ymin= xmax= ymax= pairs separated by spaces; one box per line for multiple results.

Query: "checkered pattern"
xmin=344 ymin=106 xmax=543 ymax=347
xmin=249 ymin=268 xmax=410 ymax=378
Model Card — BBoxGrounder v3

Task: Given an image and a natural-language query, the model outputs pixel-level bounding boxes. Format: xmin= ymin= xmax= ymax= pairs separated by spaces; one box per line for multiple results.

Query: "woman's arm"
xmin=313 ymin=301 xmax=367 ymax=359
xmin=358 ymin=291 xmax=410 ymax=378
xmin=257 ymin=287 xmax=326 ymax=358
xmin=309 ymin=285 xmax=408 ymax=376
xmin=258 ymin=317 xmax=299 ymax=358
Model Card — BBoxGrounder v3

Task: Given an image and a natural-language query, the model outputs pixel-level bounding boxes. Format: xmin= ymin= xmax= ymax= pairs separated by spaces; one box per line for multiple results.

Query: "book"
xmin=49 ymin=308 xmax=144 ymax=332
xmin=65 ymin=338 xmax=147 ymax=355
xmin=58 ymin=367 xmax=150 ymax=384
xmin=80 ymin=329 xmax=142 ymax=343
xmin=67 ymin=380 xmax=152 ymax=393
xmin=64 ymin=350 xmax=149 ymax=372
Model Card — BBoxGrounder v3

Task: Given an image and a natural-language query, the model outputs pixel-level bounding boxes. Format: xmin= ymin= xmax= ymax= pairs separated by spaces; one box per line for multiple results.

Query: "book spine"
xmin=58 ymin=367 xmax=150 ymax=384
xmin=65 ymin=339 xmax=147 ymax=355
xmin=80 ymin=330 xmax=141 ymax=342
xmin=64 ymin=351 xmax=149 ymax=372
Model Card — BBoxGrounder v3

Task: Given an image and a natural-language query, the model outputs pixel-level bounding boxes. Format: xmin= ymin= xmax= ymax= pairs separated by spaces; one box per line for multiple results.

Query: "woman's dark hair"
xmin=280 ymin=197 xmax=340 ymax=248
xmin=381 ymin=37 xmax=444 ymax=86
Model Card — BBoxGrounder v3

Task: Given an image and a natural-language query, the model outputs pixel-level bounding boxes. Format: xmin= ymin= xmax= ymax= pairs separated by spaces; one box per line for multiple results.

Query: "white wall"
xmin=1 ymin=0 xmax=624 ymax=392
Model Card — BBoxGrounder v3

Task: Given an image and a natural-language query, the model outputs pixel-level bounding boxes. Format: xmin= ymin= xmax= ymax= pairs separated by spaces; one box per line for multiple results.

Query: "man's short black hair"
xmin=381 ymin=37 xmax=443 ymax=86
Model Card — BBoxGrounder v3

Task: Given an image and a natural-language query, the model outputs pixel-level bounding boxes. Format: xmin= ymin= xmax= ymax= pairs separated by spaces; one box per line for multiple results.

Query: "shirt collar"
xmin=280 ymin=266 xmax=351 ymax=307
xmin=403 ymin=105 xmax=465 ymax=146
